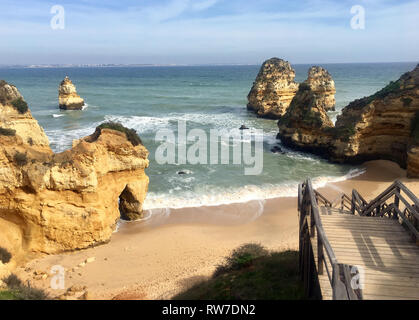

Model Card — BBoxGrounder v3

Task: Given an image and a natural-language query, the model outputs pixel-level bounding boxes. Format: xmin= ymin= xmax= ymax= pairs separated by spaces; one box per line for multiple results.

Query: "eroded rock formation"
xmin=277 ymin=64 xmax=419 ymax=177
xmin=58 ymin=76 xmax=85 ymax=110
xmin=278 ymin=84 xmax=334 ymax=153
xmin=304 ymin=66 xmax=336 ymax=111
xmin=247 ymin=58 xmax=298 ymax=118
xmin=0 ymin=81 xmax=149 ymax=266
xmin=0 ymin=81 xmax=50 ymax=150
xmin=247 ymin=58 xmax=336 ymax=118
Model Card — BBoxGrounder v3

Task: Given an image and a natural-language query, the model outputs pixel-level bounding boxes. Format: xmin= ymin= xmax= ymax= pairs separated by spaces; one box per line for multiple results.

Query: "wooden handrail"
xmin=299 ymin=179 xmax=419 ymax=300
xmin=307 ymin=180 xmax=337 ymax=265
xmin=299 ymin=179 xmax=359 ymax=300
xmin=354 ymin=180 xmax=419 ymax=241
xmin=314 ymin=189 xmax=332 ymax=207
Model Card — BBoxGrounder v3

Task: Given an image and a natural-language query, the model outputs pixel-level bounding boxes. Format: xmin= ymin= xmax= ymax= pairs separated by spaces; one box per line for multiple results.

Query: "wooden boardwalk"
xmin=299 ymin=180 xmax=419 ymax=300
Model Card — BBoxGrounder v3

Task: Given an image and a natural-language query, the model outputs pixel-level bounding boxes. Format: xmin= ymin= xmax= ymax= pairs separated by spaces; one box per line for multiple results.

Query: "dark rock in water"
xmin=177 ymin=169 xmax=193 ymax=175
xmin=239 ymin=125 xmax=249 ymax=130
xmin=271 ymin=145 xmax=284 ymax=154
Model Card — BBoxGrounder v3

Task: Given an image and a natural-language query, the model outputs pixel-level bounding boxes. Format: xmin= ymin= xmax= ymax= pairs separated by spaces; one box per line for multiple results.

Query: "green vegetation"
xmin=0 ymin=290 xmax=20 ymax=300
xmin=302 ymin=110 xmax=323 ymax=128
xmin=411 ymin=111 xmax=419 ymax=143
xmin=96 ymin=122 xmax=143 ymax=146
xmin=402 ymin=97 xmax=413 ymax=107
xmin=298 ymin=83 xmax=311 ymax=92
xmin=11 ymin=98 xmax=28 ymax=114
xmin=14 ymin=152 xmax=28 ymax=166
xmin=0 ymin=274 xmax=48 ymax=300
xmin=331 ymin=126 xmax=356 ymax=142
xmin=278 ymin=107 xmax=323 ymax=129
xmin=173 ymin=244 xmax=304 ymax=300
xmin=0 ymin=127 xmax=16 ymax=136
xmin=0 ymin=247 xmax=12 ymax=264
xmin=351 ymin=80 xmax=402 ymax=110
xmin=214 ymin=243 xmax=269 ymax=277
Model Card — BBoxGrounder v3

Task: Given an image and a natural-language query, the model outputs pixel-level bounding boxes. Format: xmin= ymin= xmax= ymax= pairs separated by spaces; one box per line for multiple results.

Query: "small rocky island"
xmin=276 ymin=64 xmax=419 ymax=177
xmin=247 ymin=58 xmax=336 ymax=118
xmin=58 ymin=76 xmax=85 ymax=110
xmin=0 ymin=80 xmax=149 ymax=274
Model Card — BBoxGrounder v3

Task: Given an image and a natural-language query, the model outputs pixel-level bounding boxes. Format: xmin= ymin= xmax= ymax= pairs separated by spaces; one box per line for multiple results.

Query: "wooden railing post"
xmin=317 ymin=236 xmax=324 ymax=275
xmin=394 ymin=186 xmax=401 ymax=219
xmin=310 ymin=205 xmax=315 ymax=238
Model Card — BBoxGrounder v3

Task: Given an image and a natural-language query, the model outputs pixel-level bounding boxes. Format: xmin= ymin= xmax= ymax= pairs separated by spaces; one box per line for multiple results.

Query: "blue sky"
xmin=0 ymin=0 xmax=418 ymax=65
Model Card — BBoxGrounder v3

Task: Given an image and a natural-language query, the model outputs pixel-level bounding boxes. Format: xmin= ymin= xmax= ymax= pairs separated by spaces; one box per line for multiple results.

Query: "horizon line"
xmin=0 ymin=60 xmax=418 ymax=69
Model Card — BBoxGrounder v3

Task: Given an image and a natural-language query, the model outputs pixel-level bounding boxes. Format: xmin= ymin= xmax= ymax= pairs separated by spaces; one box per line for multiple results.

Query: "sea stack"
xmin=0 ymin=80 xmax=149 ymax=263
xmin=247 ymin=58 xmax=298 ymax=119
xmin=277 ymin=83 xmax=334 ymax=154
xmin=277 ymin=64 xmax=419 ymax=177
xmin=58 ymin=76 xmax=85 ymax=110
xmin=304 ymin=66 xmax=336 ymax=111
xmin=247 ymin=58 xmax=336 ymax=118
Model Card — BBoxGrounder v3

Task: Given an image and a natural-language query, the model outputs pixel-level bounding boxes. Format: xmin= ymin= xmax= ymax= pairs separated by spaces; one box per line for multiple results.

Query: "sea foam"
xmin=142 ymin=167 xmax=365 ymax=210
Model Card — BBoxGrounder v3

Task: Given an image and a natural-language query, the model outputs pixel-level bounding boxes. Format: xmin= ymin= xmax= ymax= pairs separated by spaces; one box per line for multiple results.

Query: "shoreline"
xmin=11 ymin=160 xmax=419 ymax=300
xmin=142 ymin=167 xmax=366 ymax=211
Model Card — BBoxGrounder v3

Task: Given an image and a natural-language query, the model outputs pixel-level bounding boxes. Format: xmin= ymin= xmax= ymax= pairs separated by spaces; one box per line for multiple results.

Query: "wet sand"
xmin=14 ymin=160 xmax=419 ymax=300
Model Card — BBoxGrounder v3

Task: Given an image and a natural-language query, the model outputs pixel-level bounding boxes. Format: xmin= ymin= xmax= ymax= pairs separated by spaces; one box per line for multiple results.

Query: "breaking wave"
xmin=142 ymin=168 xmax=365 ymax=210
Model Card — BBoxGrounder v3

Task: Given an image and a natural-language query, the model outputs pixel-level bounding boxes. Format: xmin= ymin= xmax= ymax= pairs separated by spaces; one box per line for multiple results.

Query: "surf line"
xmin=155 ymin=120 xmax=264 ymax=175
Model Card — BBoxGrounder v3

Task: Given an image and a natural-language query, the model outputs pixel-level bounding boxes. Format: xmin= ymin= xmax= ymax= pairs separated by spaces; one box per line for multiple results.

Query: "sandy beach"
xmin=13 ymin=160 xmax=419 ymax=300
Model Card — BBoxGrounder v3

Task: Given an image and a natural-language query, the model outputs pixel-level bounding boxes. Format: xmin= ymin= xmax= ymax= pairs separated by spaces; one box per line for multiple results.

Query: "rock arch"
xmin=119 ymin=183 xmax=145 ymax=221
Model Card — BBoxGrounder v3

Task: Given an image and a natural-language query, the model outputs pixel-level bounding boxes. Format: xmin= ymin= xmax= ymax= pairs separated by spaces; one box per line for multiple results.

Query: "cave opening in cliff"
xmin=118 ymin=185 xmax=141 ymax=221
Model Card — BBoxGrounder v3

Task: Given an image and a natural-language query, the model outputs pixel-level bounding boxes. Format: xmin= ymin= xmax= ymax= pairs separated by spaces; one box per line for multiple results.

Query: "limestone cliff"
xmin=58 ymin=76 xmax=85 ymax=110
xmin=247 ymin=58 xmax=336 ymax=118
xmin=0 ymin=81 xmax=149 ymax=268
xmin=304 ymin=66 xmax=336 ymax=111
xmin=247 ymin=58 xmax=298 ymax=118
xmin=277 ymin=64 xmax=419 ymax=177
xmin=278 ymin=84 xmax=334 ymax=154
xmin=0 ymin=81 xmax=50 ymax=150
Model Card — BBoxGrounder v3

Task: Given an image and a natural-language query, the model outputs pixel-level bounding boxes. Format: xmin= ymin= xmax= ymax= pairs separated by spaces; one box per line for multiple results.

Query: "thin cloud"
xmin=0 ymin=0 xmax=417 ymax=64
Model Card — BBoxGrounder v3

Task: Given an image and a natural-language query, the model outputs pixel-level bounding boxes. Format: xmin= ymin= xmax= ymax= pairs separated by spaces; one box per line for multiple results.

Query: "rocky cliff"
xmin=0 ymin=81 xmax=50 ymax=150
xmin=247 ymin=58 xmax=336 ymax=119
xmin=0 ymin=81 xmax=149 ymax=270
xmin=247 ymin=58 xmax=298 ymax=118
xmin=278 ymin=84 xmax=334 ymax=154
xmin=304 ymin=66 xmax=336 ymax=111
xmin=277 ymin=64 xmax=419 ymax=177
xmin=58 ymin=76 xmax=85 ymax=110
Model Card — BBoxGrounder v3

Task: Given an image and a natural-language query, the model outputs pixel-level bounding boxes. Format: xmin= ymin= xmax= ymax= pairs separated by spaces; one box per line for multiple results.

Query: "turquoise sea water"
xmin=0 ymin=62 xmax=417 ymax=209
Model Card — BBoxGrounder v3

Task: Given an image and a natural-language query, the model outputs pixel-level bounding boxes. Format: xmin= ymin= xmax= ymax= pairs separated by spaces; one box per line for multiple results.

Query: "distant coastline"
xmin=0 ymin=61 xmax=417 ymax=69
xmin=0 ymin=63 xmax=259 ymax=69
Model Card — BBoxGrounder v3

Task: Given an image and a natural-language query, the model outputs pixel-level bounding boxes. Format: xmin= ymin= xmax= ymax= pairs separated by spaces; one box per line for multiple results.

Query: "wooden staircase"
xmin=298 ymin=180 xmax=419 ymax=300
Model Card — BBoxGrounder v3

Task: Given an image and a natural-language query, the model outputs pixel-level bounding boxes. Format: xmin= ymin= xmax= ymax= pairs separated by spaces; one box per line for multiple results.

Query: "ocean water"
xmin=0 ymin=62 xmax=417 ymax=209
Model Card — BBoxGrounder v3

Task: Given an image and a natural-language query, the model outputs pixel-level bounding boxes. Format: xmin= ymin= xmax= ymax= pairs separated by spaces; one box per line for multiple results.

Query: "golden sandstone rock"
xmin=58 ymin=76 xmax=85 ymax=110
xmin=277 ymin=84 xmax=334 ymax=153
xmin=247 ymin=58 xmax=298 ymax=119
xmin=304 ymin=66 xmax=336 ymax=111
xmin=277 ymin=64 xmax=419 ymax=177
xmin=247 ymin=58 xmax=336 ymax=118
xmin=0 ymin=81 xmax=149 ymax=270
